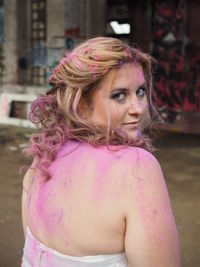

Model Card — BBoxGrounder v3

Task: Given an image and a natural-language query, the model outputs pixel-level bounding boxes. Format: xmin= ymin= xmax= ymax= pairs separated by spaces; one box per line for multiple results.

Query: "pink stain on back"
xmin=26 ymin=139 xmax=181 ymax=266
xmin=27 ymin=193 xmax=32 ymax=209
xmin=133 ymin=148 xmax=181 ymax=264
xmin=91 ymin=148 xmax=115 ymax=204
xmin=28 ymin=140 xmax=81 ymax=237
xmin=51 ymin=208 xmax=64 ymax=224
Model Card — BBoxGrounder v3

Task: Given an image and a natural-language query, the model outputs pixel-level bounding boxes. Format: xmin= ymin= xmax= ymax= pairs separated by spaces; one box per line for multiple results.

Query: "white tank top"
xmin=22 ymin=227 xmax=128 ymax=266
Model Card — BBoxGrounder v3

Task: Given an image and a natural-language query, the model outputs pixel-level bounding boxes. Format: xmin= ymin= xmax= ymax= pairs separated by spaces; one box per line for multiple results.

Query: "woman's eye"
xmin=136 ymin=87 xmax=146 ymax=97
xmin=112 ymin=92 xmax=127 ymax=101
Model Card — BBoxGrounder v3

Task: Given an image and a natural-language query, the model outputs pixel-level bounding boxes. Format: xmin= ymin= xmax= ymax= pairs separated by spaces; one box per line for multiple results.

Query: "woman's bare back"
xmin=24 ymin=141 xmax=133 ymax=256
xmin=22 ymin=140 xmax=181 ymax=266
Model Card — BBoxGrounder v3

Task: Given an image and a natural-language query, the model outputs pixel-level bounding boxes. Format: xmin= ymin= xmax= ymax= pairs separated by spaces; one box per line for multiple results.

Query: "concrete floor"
xmin=0 ymin=125 xmax=199 ymax=267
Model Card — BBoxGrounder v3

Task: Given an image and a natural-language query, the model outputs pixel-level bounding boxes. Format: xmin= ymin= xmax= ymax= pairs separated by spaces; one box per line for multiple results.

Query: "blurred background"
xmin=0 ymin=0 xmax=199 ymax=266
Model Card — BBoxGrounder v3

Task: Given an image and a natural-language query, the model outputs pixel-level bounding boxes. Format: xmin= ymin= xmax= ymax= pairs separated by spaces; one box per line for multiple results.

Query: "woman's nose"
xmin=128 ymin=100 xmax=144 ymax=115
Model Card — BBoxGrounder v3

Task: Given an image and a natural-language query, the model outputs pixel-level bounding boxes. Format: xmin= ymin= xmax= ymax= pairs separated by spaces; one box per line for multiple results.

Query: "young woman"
xmin=21 ymin=37 xmax=181 ymax=266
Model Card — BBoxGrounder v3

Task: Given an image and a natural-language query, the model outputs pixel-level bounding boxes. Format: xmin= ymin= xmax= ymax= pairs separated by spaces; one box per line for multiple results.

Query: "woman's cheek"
xmin=110 ymin=106 xmax=125 ymax=126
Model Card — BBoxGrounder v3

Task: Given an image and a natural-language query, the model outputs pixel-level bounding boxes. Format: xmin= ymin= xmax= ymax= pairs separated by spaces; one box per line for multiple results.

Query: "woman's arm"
xmin=124 ymin=149 xmax=181 ymax=267
xmin=21 ymin=169 xmax=30 ymax=238
xmin=21 ymin=158 xmax=38 ymax=238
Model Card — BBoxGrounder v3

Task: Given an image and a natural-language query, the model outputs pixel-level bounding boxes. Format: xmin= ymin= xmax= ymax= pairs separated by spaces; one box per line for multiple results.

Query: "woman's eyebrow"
xmin=110 ymin=81 xmax=147 ymax=93
xmin=137 ymin=82 xmax=147 ymax=88
xmin=110 ymin=87 xmax=129 ymax=93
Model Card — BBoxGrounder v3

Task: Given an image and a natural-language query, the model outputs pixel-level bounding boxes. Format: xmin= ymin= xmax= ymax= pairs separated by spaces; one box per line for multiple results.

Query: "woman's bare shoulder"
xmin=113 ymin=146 xmax=161 ymax=173
xmin=121 ymin=147 xmax=165 ymax=193
xmin=98 ymin=146 xmax=163 ymax=190
xmin=121 ymin=147 xmax=181 ymax=267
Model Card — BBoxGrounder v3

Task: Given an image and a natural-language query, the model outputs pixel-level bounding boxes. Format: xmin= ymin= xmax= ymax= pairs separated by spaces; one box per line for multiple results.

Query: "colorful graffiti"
xmin=152 ymin=0 xmax=200 ymax=123
xmin=65 ymin=27 xmax=83 ymax=51
xmin=64 ymin=0 xmax=83 ymax=51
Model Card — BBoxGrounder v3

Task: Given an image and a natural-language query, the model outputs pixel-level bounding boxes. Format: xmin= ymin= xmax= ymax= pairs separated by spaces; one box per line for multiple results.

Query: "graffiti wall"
xmin=64 ymin=0 xmax=83 ymax=52
xmin=152 ymin=0 xmax=200 ymax=123
xmin=30 ymin=42 xmax=47 ymax=68
xmin=46 ymin=37 xmax=66 ymax=88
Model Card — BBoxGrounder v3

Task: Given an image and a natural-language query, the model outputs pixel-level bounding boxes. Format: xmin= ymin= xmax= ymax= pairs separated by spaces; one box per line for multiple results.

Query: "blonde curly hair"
xmin=26 ymin=37 xmax=159 ymax=179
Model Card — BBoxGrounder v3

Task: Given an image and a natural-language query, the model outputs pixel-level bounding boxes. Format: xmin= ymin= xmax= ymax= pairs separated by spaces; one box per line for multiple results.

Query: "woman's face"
xmin=88 ymin=63 xmax=149 ymax=141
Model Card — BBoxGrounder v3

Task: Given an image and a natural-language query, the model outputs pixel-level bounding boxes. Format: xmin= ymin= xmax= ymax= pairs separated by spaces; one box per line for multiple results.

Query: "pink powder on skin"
xmin=137 ymin=66 xmax=144 ymax=85
xmin=51 ymin=208 xmax=64 ymax=224
xmin=36 ymin=181 xmax=52 ymax=231
xmin=28 ymin=139 xmax=180 ymax=265
xmin=91 ymin=145 xmax=141 ymax=206
xmin=56 ymin=142 xmax=125 ymax=205
xmin=27 ymin=175 xmax=34 ymax=208
xmin=27 ymin=193 xmax=32 ymax=209
xmin=64 ymin=240 xmax=69 ymax=247
xmin=28 ymin=141 xmax=79 ymax=238
xmin=130 ymin=62 xmax=145 ymax=89
xmin=106 ymin=152 xmax=131 ymax=200
xmin=130 ymin=149 xmax=181 ymax=266
xmin=38 ymin=192 xmax=64 ymax=234
xmin=31 ymin=180 xmax=64 ymax=235
xmin=136 ymin=128 xmax=142 ymax=141
xmin=92 ymin=157 xmax=111 ymax=203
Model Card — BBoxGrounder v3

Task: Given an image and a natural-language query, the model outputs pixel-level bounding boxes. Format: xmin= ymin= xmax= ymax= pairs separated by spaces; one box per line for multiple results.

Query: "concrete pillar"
xmin=47 ymin=0 xmax=65 ymax=49
xmin=84 ymin=0 xmax=106 ymax=38
xmin=17 ymin=0 xmax=28 ymax=85
xmin=3 ymin=0 xmax=18 ymax=84
xmin=46 ymin=0 xmax=66 ymax=83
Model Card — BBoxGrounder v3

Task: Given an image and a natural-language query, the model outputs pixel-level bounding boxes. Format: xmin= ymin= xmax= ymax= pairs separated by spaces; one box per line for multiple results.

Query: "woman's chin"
xmin=117 ymin=127 xmax=142 ymax=142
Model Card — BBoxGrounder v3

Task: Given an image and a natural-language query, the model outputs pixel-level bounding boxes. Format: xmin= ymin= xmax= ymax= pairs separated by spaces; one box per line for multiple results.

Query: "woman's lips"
xmin=123 ymin=121 xmax=140 ymax=126
xmin=123 ymin=122 xmax=140 ymax=129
